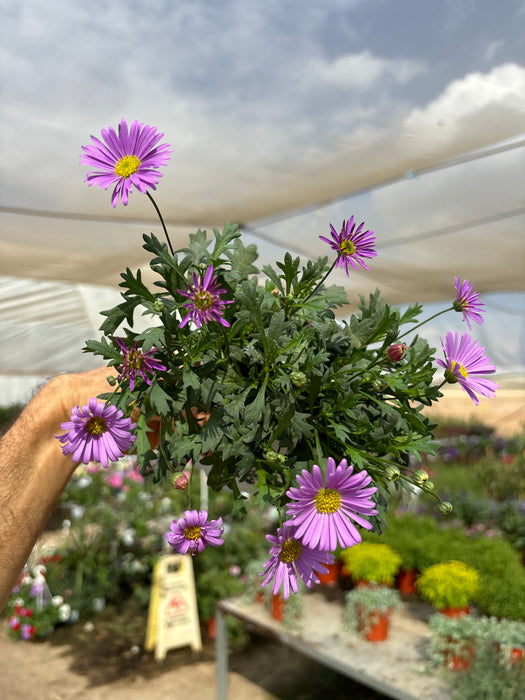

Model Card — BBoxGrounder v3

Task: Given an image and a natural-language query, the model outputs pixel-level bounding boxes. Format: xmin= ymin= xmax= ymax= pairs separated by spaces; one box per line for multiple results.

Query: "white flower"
xmin=121 ymin=528 xmax=135 ymax=547
xmin=58 ymin=603 xmax=71 ymax=622
xmin=77 ymin=476 xmax=92 ymax=489
xmin=70 ymin=505 xmax=85 ymax=520
xmin=92 ymin=597 xmax=106 ymax=613
xmin=51 ymin=595 xmax=64 ymax=606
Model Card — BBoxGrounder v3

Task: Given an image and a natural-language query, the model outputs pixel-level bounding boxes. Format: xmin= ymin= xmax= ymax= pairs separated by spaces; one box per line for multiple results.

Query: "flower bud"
xmin=414 ymin=469 xmax=429 ymax=485
xmin=384 ymin=465 xmax=400 ymax=481
xmin=106 ymin=375 xmax=117 ymax=386
xmin=373 ymin=378 xmax=388 ymax=392
xmin=153 ymin=299 xmax=165 ymax=314
xmin=387 ymin=343 xmax=407 ymax=362
xmin=290 ymin=370 xmax=307 ymax=388
xmin=264 ymin=449 xmax=286 ymax=466
xmin=172 ymin=471 xmax=190 ymax=490
xmin=424 ymin=480 xmax=435 ymax=491
xmin=439 ymin=501 xmax=453 ymax=515
xmin=270 ymin=288 xmax=280 ymax=297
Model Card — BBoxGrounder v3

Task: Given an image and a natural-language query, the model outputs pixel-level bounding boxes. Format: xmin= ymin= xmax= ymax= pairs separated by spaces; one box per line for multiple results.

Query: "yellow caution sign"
xmin=145 ymin=554 xmax=202 ymax=661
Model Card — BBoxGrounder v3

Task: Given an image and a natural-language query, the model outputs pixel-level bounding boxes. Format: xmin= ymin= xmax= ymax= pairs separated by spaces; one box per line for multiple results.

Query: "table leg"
xmin=215 ymin=607 xmax=228 ymax=700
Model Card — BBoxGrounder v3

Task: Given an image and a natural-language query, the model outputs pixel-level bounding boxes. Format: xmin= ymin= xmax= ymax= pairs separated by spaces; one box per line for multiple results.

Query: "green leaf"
xmin=148 ymin=382 xmax=171 ymax=415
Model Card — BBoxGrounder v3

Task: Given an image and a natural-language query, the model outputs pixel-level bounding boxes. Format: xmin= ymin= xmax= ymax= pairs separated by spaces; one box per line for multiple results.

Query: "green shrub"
xmin=475 ymin=453 xmax=525 ymax=502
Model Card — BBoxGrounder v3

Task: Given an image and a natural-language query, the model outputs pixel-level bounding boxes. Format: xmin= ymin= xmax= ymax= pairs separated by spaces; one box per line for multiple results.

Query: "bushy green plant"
xmin=459 ymin=537 xmax=525 ymax=620
xmin=496 ymin=503 xmax=525 ymax=553
xmin=426 ymin=613 xmax=525 ymax=684
xmin=87 ymin=221 xmax=446 ymax=523
xmin=448 ymin=636 xmax=525 ymax=700
xmin=362 ymin=511 xmax=440 ymax=571
xmin=343 ymin=584 xmax=403 ymax=636
xmin=475 ymin=452 xmax=525 ymax=502
xmin=340 ymin=542 xmax=401 ymax=585
xmin=417 ymin=561 xmax=479 ymax=610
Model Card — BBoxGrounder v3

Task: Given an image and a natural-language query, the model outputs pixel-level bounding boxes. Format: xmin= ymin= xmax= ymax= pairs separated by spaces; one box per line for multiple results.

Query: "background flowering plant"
xmin=56 ymin=119 xmax=498 ymax=598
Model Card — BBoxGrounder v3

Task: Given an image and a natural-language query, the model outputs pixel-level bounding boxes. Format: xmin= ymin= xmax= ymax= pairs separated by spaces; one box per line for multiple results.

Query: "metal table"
xmin=215 ymin=592 xmax=450 ymax=700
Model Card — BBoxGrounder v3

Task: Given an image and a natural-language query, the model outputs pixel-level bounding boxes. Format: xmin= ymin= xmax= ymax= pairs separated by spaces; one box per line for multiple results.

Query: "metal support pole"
xmin=215 ymin=606 xmax=228 ymax=700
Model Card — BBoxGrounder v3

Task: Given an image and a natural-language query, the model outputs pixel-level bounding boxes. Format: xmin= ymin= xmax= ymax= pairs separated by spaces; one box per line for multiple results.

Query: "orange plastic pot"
xmin=444 ymin=642 xmax=475 ymax=671
xmin=358 ymin=608 xmax=390 ymax=642
xmin=397 ymin=568 xmax=418 ymax=595
xmin=271 ymin=594 xmax=285 ymax=621
xmin=317 ymin=561 xmax=341 ymax=587
xmin=440 ymin=606 xmax=470 ymax=618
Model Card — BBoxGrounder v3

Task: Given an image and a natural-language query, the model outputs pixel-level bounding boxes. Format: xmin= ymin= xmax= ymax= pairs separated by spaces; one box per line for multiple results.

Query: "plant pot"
xmin=357 ymin=608 xmax=390 ymax=642
xmin=444 ymin=640 xmax=475 ymax=671
xmin=509 ymin=647 xmax=524 ymax=664
xmin=317 ymin=561 xmax=341 ymax=587
xmin=206 ymin=616 xmax=217 ymax=640
xmin=271 ymin=594 xmax=285 ymax=622
xmin=397 ymin=568 xmax=418 ymax=595
xmin=440 ymin=606 xmax=470 ymax=618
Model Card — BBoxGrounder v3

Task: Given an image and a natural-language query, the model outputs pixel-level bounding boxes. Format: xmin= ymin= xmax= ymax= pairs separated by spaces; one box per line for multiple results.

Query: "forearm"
xmin=0 ymin=369 xmax=111 ymax=611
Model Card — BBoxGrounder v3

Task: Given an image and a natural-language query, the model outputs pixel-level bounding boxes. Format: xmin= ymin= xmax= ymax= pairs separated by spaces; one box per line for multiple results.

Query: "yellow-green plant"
xmin=417 ymin=560 xmax=479 ymax=610
xmin=340 ymin=542 xmax=402 ymax=586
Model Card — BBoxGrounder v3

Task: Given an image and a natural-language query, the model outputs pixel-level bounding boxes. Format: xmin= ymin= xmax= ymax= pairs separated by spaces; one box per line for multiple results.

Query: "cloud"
xmin=308 ymin=50 xmax=427 ymax=89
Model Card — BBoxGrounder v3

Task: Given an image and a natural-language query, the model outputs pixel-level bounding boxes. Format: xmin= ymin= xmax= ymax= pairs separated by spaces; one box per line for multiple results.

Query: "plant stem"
xmin=396 ymin=307 xmax=454 ymax=341
xmin=147 ymin=191 xmax=174 ymax=256
xmin=302 ymin=259 xmax=336 ymax=303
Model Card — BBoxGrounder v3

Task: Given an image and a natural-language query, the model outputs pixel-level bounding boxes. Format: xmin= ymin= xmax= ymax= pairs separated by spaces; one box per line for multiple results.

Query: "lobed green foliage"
xmin=86 ymin=224 xmax=443 ymax=520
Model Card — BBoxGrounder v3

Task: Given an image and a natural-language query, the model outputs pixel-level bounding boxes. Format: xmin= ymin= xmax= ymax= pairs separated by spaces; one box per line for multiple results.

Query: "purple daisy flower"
xmin=165 ymin=510 xmax=224 ymax=555
xmin=436 ymin=331 xmax=498 ymax=405
xmin=115 ymin=338 xmax=166 ymax=390
xmin=453 ymin=277 xmax=485 ymax=330
xmin=260 ymin=523 xmax=335 ymax=599
xmin=319 ymin=217 xmax=377 ymax=275
xmin=56 ymin=398 xmax=136 ymax=468
xmin=80 ymin=119 xmax=172 ymax=207
xmin=285 ymin=458 xmax=378 ymax=552
xmin=178 ymin=264 xmax=233 ymax=329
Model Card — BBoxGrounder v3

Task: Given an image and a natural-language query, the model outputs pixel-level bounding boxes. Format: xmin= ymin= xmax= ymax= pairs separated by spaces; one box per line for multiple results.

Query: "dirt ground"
xmin=0 ymin=595 xmax=388 ymax=700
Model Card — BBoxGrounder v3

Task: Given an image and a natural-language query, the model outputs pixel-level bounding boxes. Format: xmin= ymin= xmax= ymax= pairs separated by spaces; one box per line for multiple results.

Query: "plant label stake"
xmin=145 ymin=554 xmax=202 ymax=661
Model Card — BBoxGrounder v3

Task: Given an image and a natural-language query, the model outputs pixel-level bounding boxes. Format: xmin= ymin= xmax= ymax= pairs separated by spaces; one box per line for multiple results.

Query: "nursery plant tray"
xmin=215 ymin=592 xmax=449 ymax=700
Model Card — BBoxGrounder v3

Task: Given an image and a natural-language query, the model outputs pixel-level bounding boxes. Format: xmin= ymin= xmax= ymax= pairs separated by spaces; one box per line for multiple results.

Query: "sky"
xmin=0 ymin=0 xmax=524 ymax=400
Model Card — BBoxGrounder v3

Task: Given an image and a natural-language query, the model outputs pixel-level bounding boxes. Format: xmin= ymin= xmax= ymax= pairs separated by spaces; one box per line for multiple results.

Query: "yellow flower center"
xmin=184 ymin=525 xmax=202 ymax=541
xmin=85 ymin=416 xmax=107 ymax=436
xmin=279 ymin=538 xmax=302 ymax=563
xmin=115 ymin=155 xmax=141 ymax=178
xmin=451 ymin=360 xmax=469 ymax=379
xmin=194 ymin=290 xmax=213 ymax=310
xmin=340 ymin=239 xmax=356 ymax=256
xmin=315 ymin=488 xmax=341 ymax=514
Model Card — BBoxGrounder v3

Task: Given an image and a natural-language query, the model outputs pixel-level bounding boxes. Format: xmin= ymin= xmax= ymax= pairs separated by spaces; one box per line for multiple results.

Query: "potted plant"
xmin=340 ymin=542 xmax=401 ymax=587
xmin=490 ymin=618 xmax=525 ymax=665
xmin=427 ymin=612 xmax=479 ymax=671
xmin=417 ymin=560 xmax=479 ymax=616
xmin=343 ymin=584 xmax=403 ymax=641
